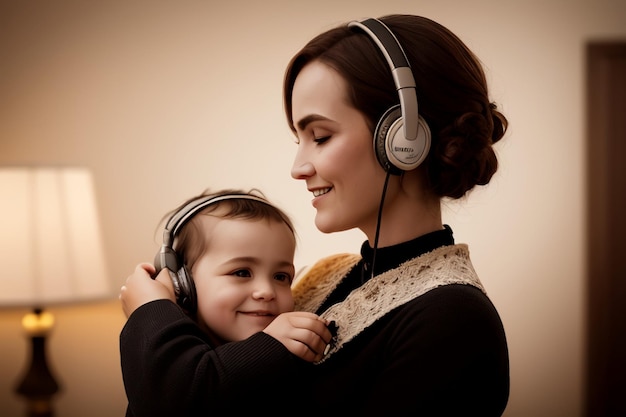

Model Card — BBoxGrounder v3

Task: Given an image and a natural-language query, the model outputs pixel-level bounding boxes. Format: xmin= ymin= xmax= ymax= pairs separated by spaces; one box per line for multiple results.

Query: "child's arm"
xmin=120 ymin=297 xmax=309 ymax=416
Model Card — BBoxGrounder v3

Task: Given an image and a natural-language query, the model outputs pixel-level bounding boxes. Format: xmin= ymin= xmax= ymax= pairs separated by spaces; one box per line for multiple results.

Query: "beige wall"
xmin=1 ymin=1 xmax=625 ymax=416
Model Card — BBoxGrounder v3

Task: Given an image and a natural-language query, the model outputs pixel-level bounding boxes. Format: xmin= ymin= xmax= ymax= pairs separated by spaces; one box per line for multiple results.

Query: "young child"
xmin=119 ymin=189 xmax=332 ymax=417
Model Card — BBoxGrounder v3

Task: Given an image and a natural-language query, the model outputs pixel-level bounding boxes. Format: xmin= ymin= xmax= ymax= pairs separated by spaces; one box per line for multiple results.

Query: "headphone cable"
xmin=369 ymin=170 xmax=392 ymax=282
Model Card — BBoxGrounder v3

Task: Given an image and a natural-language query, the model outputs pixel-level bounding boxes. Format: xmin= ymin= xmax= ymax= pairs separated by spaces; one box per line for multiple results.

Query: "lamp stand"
xmin=15 ymin=308 xmax=60 ymax=417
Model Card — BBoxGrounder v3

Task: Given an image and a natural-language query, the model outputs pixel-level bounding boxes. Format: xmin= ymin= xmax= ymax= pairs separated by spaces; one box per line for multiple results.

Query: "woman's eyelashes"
xmin=313 ymin=135 xmax=330 ymax=144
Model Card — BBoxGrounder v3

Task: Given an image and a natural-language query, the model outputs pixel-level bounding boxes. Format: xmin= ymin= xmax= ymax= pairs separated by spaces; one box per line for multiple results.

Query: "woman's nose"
xmin=291 ymin=149 xmax=315 ymax=179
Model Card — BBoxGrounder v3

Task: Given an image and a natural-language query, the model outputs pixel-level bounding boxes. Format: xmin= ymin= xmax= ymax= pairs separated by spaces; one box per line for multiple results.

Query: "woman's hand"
xmin=263 ymin=311 xmax=333 ymax=363
xmin=119 ymin=263 xmax=176 ymax=318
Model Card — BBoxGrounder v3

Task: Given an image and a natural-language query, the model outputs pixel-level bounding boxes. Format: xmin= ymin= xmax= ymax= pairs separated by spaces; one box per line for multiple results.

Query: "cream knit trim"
xmin=293 ymin=245 xmax=485 ymax=363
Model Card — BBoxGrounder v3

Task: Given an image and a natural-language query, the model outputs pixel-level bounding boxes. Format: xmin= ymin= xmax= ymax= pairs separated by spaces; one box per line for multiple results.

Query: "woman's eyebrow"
xmin=296 ymin=114 xmax=330 ymax=131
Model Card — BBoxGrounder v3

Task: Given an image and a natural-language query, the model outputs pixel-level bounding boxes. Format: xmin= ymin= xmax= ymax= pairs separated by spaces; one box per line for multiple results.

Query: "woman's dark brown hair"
xmin=283 ymin=14 xmax=508 ymax=199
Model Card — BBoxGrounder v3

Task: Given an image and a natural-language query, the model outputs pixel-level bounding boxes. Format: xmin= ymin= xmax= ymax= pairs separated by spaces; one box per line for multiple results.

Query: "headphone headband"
xmin=348 ymin=18 xmax=419 ymax=141
xmin=163 ymin=193 xmax=271 ymax=246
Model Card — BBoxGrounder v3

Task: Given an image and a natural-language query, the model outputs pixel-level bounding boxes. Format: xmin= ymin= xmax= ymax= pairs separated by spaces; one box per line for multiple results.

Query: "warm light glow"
xmin=21 ymin=311 xmax=55 ymax=336
xmin=0 ymin=167 xmax=112 ymax=307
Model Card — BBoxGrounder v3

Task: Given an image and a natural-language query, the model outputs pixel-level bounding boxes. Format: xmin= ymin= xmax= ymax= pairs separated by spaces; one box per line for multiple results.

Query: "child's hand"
xmin=263 ymin=311 xmax=334 ymax=363
xmin=119 ymin=263 xmax=176 ymax=318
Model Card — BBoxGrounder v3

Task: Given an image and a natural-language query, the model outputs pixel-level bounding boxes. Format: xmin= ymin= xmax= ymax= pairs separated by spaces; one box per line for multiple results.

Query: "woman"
xmin=284 ymin=14 xmax=510 ymax=416
xmin=119 ymin=13 xmax=509 ymax=417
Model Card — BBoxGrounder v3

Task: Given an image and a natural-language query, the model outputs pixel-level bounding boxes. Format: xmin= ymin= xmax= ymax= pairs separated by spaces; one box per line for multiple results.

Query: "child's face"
xmin=191 ymin=216 xmax=296 ymax=344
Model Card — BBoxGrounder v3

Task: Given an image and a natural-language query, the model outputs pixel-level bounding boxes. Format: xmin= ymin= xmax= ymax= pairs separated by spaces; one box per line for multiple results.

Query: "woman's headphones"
xmin=154 ymin=193 xmax=271 ymax=314
xmin=348 ymin=18 xmax=431 ymax=175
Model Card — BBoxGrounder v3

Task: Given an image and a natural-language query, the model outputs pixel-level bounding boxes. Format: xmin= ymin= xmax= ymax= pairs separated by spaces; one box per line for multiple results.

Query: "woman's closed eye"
xmin=314 ymin=136 xmax=331 ymax=145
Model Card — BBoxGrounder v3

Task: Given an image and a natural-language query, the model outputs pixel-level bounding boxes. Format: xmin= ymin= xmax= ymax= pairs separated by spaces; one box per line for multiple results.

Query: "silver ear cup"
xmin=374 ymin=105 xmax=431 ymax=174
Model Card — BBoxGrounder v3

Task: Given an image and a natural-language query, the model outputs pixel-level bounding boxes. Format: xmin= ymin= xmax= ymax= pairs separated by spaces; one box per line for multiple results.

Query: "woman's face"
xmin=290 ymin=60 xmax=388 ymax=236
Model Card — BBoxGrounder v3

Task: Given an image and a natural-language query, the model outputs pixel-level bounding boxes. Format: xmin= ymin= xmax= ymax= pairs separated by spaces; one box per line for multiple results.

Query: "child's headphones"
xmin=349 ymin=18 xmax=431 ymax=175
xmin=154 ymin=193 xmax=271 ymax=314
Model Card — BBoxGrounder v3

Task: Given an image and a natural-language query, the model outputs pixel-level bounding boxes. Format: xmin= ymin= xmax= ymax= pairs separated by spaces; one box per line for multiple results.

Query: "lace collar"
xmin=293 ymin=245 xmax=485 ymax=363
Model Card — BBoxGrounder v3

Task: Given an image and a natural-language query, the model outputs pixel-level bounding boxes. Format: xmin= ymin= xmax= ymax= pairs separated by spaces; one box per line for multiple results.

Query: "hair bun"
xmin=429 ymin=107 xmax=505 ymax=198
xmin=490 ymin=102 xmax=508 ymax=145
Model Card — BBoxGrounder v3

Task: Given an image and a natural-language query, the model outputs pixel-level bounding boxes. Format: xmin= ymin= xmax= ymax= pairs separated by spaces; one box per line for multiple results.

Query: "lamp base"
xmin=15 ymin=309 xmax=60 ymax=417
xmin=21 ymin=398 xmax=55 ymax=417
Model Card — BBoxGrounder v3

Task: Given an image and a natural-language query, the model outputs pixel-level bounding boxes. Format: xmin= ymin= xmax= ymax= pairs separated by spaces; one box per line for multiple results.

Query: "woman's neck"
xmin=363 ymin=195 xmax=442 ymax=248
xmin=363 ymin=169 xmax=442 ymax=248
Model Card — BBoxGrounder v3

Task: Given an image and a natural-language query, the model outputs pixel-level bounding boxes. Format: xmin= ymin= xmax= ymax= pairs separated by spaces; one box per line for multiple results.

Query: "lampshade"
xmin=0 ymin=166 xmax=111 ymax=307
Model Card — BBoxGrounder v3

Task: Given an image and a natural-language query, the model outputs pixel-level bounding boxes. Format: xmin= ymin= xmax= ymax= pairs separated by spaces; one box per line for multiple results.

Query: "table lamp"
xmin=0 ymin=166 xmax=112 ymax=417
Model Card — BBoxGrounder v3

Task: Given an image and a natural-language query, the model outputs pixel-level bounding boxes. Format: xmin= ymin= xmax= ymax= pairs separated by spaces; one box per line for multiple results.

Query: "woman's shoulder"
xmin=398 ymin=283 xmax=506 ymax=333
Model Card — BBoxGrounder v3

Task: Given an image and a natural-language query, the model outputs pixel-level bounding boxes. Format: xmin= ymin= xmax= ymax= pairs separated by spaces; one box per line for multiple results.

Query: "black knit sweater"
xmin=120 ymin=226 xmax=509 ymax=416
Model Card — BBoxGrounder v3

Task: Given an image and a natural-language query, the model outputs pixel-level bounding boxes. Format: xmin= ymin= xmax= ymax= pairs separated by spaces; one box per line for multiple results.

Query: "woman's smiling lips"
xmin=312 ymin=187 xmax=332 ymax=197
xmin=310 ymin=187 xmax=332 ymax=207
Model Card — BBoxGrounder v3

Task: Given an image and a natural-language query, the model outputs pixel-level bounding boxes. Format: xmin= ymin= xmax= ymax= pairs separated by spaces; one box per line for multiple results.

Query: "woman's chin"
xmin=314 ymin=218 xmax=335 ymax=234
xmin=315 ymin=217 xmax=350 ymax=234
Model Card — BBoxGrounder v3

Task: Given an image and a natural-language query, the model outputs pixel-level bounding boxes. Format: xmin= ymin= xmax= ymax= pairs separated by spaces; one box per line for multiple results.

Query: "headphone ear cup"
xmin=374 ymin=106 xmax=403 ymax=175
xmin=374 ymin=105 xmax=431 ymax=174
xmin=154 ymin=245 xmax=196 ymax=314
xmin=173 ymin=265 xmax=197 ymax=314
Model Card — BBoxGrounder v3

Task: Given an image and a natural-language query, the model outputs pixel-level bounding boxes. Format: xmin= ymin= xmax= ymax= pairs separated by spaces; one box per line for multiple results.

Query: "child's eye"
xmin=274 ymin=272 xmax=293 ymax=283
xmin=232 ymin=269 xmax=252 ymax=278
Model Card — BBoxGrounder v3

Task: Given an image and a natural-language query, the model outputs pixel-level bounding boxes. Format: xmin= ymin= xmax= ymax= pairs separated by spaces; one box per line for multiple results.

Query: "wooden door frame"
xmin=585 ymin=41 xmax=626 ymax=417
